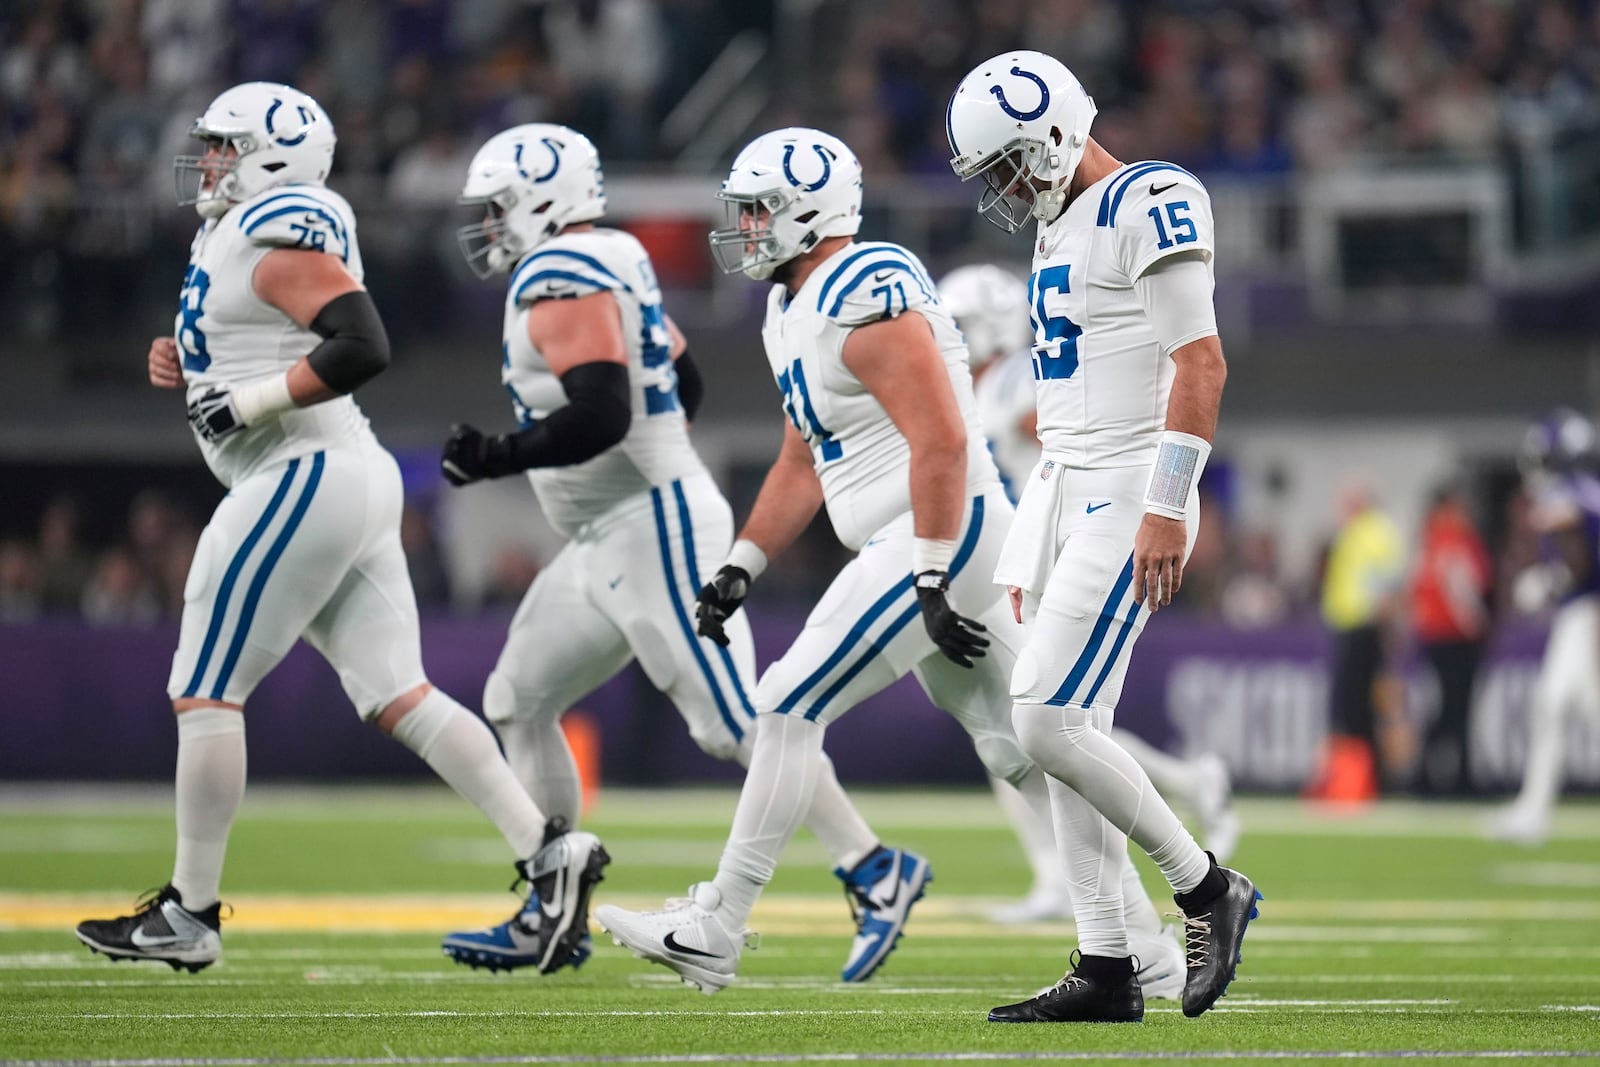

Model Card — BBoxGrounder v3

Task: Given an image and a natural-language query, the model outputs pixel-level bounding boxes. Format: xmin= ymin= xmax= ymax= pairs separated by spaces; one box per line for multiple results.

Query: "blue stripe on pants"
xmin=181 ymin=459 xmax=300 ymax=698
xmin=209 ymin=452 xmax=325 ymax=701
xmin=799 ymin=496 xmax=988 ymax=721
xmin=1079 ymin=600 xmax=1141 ymax=708
xmin=670 ymin=480 xmax=756 ymax=721
xmin=649 ymin=486 xmax=743 ymax=742
xmin=1045 ymin=552 xmax=1136 ymax=707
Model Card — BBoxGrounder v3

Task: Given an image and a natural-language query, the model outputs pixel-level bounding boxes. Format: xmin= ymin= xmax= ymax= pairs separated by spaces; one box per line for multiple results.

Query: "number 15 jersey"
xmin=759 ymin=240 xmax=1002 ymax=551
xmin=1029 ymin=161 xmax=1217 ymax=470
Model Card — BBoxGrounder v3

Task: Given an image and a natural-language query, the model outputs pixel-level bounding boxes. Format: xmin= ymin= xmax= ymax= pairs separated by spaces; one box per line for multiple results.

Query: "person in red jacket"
xmin=1410 ymin=485 xmax=1494 ymax=794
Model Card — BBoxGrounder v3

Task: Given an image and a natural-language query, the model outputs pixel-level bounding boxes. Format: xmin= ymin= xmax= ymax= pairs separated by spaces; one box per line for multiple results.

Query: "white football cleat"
xmin=1484 ymin=803 xmax=1550 ymax=847
xmin=986 ymin=884 xmax=1075 ymax=925
xmin=1193 ymin=753 xmax=1242 ymax=864
xmin=596 ymin=883 xmax=754 ymax=995
xmin=1130 ymin=923 xmax=1187 ymax=1000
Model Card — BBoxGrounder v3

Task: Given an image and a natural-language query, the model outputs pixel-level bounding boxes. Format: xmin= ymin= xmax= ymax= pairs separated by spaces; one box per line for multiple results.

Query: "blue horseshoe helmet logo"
xmin=513 ymin=137 xmax=563 ymax=183
xmin=781 ymin=143 xmax=834 ymax=192
xmin=989 ymin=66 xmax=1050 ymax=121
xmin=265 ymin=98 xmax=313 ymax=146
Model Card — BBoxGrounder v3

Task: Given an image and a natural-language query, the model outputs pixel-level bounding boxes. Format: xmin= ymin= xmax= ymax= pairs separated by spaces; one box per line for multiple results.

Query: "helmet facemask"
xmin=457 ymin=190 xmax=558 ymax=279
xmin=708 ymin=188 xmax=810 ymax=281
xmin=174 ymin=133 xmax=250 ymax=219
xmin=955 ymin=135 xmax=1069 ymax=234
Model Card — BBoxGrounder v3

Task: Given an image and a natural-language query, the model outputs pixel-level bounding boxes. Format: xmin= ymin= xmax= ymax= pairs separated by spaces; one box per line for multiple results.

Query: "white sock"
xmin=390 ymin=689 xmax=545 ymax=858
xmin=712 ymin=713 xmax=825 ymax=928
xmin=1045 ymin=776 xmax=1129 ymax=956
xmin=991 ymin=767 xmax=1068 ymax=896
xmin=495 ymin=715 xmax=582 ymax=829
xmin=802 ymin=751 xmax=878 ymax=873
xmin=1015 ymin=701 xmax=1211 ymax=895
xmin=1112 ymin=728 xmax=1201 ymax=813
xmin=171 ymin=707 xmax=246 ymax=911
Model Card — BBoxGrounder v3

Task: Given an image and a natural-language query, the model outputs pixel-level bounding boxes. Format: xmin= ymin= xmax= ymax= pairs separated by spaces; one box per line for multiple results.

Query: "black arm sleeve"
xmin=488 ymin=361 xmax=632 ymax=473
xmin=306 ymin=290 xmax=391 ymax=394
xmin=674 ymin=349 xmax=704 ymax=422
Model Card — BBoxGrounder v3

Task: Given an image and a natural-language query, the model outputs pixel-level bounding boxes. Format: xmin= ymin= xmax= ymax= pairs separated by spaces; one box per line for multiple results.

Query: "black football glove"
xmin=440 ymin=423 xmax=517 ymax=486
xmin=915 ymin=570 xmax=989 ymax=668
xmin=187 ymin=386 xmax=247 ymax=444
xmin=694 ymin=564 xmax=752 ymax=647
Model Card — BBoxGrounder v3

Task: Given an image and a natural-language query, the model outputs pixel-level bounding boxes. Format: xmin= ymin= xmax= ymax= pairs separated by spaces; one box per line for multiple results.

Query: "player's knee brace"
xmin=972 ymin=732 xmax=1035 ymax=788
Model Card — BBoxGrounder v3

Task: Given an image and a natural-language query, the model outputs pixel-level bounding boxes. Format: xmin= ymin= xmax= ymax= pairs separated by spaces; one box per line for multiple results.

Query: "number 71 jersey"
xmin=758 ymin=240 xmax=1001 ymax=551
xmin=1030 ymin=161 xmax=1216 ymax=469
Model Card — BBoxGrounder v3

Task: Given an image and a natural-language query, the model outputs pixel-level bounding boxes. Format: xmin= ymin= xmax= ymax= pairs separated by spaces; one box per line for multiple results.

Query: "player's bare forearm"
xmin=908 ymin=441 xmax=968 ymax=542
xmin=1163 ymin=334 xmax=1227 ymax=440
xmin=738 ymin=424 xmax=825 ymax=560
xmin=148 ymin=338 xmax=183 ymax=389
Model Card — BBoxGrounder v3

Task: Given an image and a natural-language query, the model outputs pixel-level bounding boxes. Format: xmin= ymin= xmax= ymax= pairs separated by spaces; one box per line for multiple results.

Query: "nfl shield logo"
xmin=1040 ymin=460 xmax=1055 ymax=481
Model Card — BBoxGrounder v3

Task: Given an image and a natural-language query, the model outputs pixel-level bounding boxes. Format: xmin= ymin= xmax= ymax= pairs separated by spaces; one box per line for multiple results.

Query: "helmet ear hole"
xmin=1050 ymin=126 xmax=1063 ymax=146
xmin=794 ymin=210 xmax=818 ymax=224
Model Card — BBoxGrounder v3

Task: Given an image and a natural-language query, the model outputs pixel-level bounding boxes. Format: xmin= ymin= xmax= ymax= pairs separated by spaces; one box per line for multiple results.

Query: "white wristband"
xmin=724 ymin=539 xmax=768 ymax=581
xmin=1143 ymin=430 xmax=1211 ymax=521
xmin=912 ymin=536 xmax=957 ymax=575
xmin=232 ymin=373 xmax=296 ymax=427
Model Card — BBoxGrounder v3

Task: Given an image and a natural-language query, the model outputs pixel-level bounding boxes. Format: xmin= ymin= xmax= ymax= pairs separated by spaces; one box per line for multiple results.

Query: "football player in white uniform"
xmin=596 ymin=127 xmax=1185 ymax=1000
xmin=946 ymin=52 xmax=1260 ymax=1022
xmin=1487 ymin=409 xmax=1600 ymax=845
xmin=938 ymin=265 xmax=1240 ymax=925
xmin=74 ymin=85 xmax=607 ymax=978
xmin=433 ymin=124 xmax=926 ymax=972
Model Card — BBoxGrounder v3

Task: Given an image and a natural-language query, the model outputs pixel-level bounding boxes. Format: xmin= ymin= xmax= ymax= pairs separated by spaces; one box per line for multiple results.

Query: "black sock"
xmin=1174 ymin=851 xmax=1229 ymax=911
xmin=1073 ymin=953 xmax=1135 ymax=984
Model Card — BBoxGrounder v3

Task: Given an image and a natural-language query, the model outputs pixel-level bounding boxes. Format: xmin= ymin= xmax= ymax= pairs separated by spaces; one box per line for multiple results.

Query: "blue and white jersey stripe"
xmin=182 ymin=452 xmax=326 ymax=701
xmin=1045 ymin=550 xmax=1141 ymax=708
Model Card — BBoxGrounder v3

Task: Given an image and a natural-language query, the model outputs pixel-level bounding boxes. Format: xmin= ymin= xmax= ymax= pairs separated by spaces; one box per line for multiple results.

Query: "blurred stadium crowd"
xmin=5 ymin=0 xmax=1600 ymax=251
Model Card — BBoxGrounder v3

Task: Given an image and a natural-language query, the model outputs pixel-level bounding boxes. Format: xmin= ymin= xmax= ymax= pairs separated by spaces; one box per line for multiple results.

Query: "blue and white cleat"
xmin=836 ymin=845 xmax=933 ymax=982
xmin=442 ymin=817 xmax=609 ymax=974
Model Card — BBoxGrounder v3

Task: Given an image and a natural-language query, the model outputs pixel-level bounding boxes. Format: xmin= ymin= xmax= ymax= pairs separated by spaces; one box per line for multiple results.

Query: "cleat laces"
xmin=1183 ymin=911 xmax=1212 ymax=969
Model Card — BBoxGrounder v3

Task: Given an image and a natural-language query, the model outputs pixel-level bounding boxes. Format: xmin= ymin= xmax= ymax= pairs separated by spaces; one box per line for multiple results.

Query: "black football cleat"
xmin=989 ymin=955 xmax=1145 ymax=1023
xmin=76 ymin=884 xmax=223 ymax=973
xmin=1178 ymin=864 xmax=1262 ymax=1017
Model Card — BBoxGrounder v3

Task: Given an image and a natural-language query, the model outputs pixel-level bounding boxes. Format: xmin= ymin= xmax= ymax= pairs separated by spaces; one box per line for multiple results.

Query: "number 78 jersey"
xmin=1030 ymin=161 xmax=1216 ymax=469
xmin=759 ymin=240 xmax=1001 ymax=551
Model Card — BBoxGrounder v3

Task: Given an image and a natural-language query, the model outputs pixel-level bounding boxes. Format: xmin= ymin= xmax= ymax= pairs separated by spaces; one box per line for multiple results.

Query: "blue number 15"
xmin=1148 ymin=200 xmax=1197 ymax=250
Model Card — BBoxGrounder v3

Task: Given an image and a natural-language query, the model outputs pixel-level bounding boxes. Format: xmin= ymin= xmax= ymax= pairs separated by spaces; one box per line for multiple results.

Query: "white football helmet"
xmin=174 ymin=82 xmax=336 ymax=219
xmin=946 ymin=51 xmax=1097 ymax=232
xmin=937 ymin=264 xmax=1033 ymax=369
xmin=708 ymin=127 xmax=862 ymax=280
xmin=457 ymin=124 xmax=607 ymax=278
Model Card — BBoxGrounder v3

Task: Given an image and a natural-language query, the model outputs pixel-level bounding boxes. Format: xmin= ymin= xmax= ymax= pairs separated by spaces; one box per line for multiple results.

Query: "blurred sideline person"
xmin=1308 ymin=481 xmax=1404 ymax=802
xmin=434 ymin=123 xmax=925 ymax=971
xmin=1409 ymin=484 xmax=1493 ymax=795
xmin=74 ymin=84 xmax=607 ymax=977
xmin=1487 ymin=409 xmax=1600 ymax=845
xmin=597 ymin=127 xmax=1184 ymax=999
xmin=946 ymin=51 xmax=1260 ymax=1022
xmin=939 ymin=264 xmax=1240 ymax=925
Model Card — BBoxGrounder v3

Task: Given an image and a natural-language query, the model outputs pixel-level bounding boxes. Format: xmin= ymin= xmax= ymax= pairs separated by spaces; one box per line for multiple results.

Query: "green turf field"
xmin=3 ymin=785 xmax=1599 ymax=1065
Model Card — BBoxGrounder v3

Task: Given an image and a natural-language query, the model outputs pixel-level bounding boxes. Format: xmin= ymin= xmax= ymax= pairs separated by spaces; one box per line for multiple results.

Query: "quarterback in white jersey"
xmin=938 ymin=265 xmax=1239 ymax=927
xmin=947 ymin=52 xmax=1260 ymax=1023
xmin=75 ymin=84 xmax=608 ymax=980
xmin=436 ymin=124 xmax=933 ymax=973
xmin=597 ymin=127 xmax=1186 ymax=1001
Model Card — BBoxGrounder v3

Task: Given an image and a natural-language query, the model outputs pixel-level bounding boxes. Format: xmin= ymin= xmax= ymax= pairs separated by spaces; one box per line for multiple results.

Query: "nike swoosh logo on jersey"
xmin=1149 ymin=182 xmax=1178 ymax=196
xmin=873 ymin=270 xmax=895 ymax=282
xmin=663 ymin=930 xmax=723 ymax=959
xmin=608 ymin=575 xmax=624 ymax=589
xmin=1086 ymin=502 xmax=1111 ymax=514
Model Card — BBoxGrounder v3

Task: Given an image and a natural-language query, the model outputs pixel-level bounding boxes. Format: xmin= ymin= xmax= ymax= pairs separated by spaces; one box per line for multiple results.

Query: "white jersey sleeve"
xmin=1102 ymin=164 xmax=1214 ymax=282
xmin=234 ymin=184 xmax=357 ymax=265
xmin=510 ymin=244 xmax=628 ymax=307
xmin=819 ymin=247 xmax=941 ymax=329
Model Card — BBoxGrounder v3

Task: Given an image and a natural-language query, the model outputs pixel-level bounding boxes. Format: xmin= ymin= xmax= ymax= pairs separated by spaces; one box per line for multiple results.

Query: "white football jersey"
xmin=501 ymin=227 xmax=708 ymax=538
xmin=973 ymin=349 xmax=1041 ymax=501
xmin=759 ymin=240 xmax=1002 ymax=551
xmin=1029 ymin=161 xmax=1216 ymax=468
xmin=177 ymin=183 xmax=375 ymax=487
